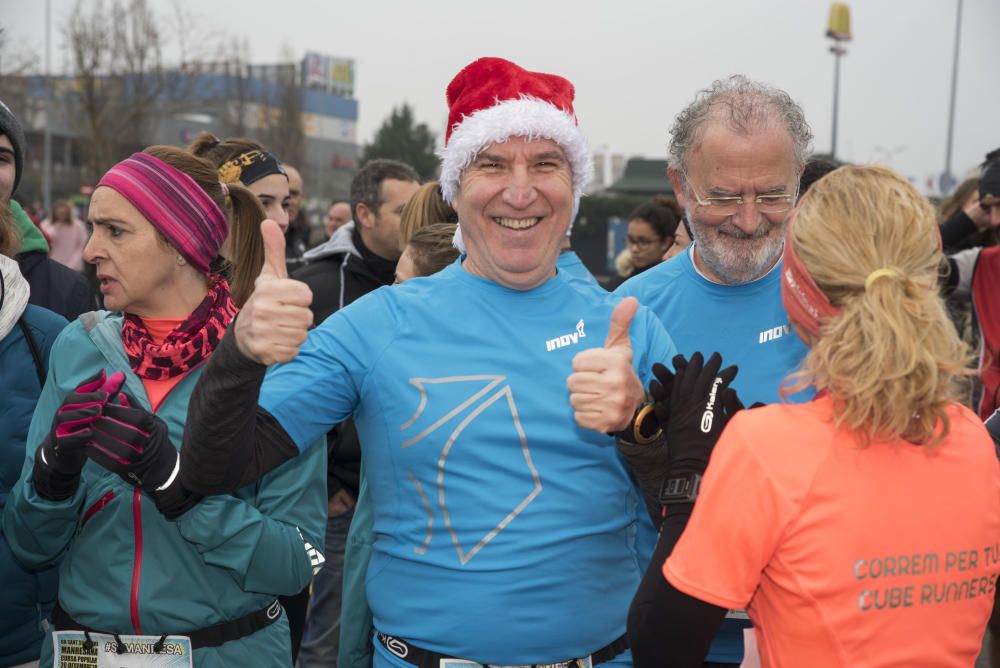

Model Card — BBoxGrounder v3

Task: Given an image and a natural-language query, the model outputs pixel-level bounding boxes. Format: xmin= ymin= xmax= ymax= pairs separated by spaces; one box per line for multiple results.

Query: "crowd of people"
xmin=0 ymin=55 xmax=997 ymax=668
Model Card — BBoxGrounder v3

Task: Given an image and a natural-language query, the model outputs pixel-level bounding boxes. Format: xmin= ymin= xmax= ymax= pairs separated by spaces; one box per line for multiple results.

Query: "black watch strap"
xmin=658 ymin=473 xmax=702 ymax=504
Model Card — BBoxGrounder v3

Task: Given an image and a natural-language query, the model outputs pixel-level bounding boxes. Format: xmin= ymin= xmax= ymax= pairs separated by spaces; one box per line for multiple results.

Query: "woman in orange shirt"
xmin=624 ymin=165 xmax=1000 ymax=667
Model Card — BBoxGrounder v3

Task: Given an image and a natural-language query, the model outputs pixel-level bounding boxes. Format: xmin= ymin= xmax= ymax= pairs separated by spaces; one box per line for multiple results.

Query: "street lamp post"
xmin=43 ymin=0 xmax=52 ymax=215
xmin=826 ymin=3 xmax=852 ymax=161
xmin=942 ymin=0 xmax=963 ymax=195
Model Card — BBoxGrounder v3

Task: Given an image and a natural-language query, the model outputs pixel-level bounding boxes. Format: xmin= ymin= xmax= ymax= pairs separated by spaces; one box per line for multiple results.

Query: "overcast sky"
xmin=5 ymin=0 xmax=999 ymax=194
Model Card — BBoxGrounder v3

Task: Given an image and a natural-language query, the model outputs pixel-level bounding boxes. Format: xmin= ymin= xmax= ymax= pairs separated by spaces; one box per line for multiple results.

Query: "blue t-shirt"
xmin=557 ymin=250 xmax=598 ymax=285
xmin=616 ymin=246 xmax=810 ymax=406
xmin=261 ymin=260 xmax=676 ymax=665
xmin=616 ymin=245 xmax=811 ymax=664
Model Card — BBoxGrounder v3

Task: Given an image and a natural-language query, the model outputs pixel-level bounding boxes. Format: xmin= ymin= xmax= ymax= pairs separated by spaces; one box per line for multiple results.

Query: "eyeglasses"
xmin=627 ymin=235 xmax=665 ymax=249
xmin=683 ymin=173 xmax=797 ymax=216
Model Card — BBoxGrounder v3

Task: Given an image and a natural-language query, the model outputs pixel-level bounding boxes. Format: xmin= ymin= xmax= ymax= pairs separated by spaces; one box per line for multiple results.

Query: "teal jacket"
xmin=2 ymin=312 xmax=327 ymax=667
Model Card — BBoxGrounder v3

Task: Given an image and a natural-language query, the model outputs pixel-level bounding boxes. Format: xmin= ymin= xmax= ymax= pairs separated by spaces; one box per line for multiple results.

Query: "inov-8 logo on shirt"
xmin=759 ymin=324 xmax=791 ymax=344
xmin=545 ymin=320 xmax=586 ymax=352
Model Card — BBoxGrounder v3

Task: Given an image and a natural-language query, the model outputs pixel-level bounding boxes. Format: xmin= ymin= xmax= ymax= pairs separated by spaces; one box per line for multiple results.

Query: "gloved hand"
xmin=86 ymin=392 xmax=201 ymax=519
xmin=33 ymin=369 xmax=126 ymax=500
xmin=662 ymin=352 xmax=742 ymax=518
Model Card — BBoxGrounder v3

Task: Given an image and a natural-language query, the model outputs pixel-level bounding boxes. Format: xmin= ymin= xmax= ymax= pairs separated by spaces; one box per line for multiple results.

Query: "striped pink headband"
xmin=96 ymin=152 xmax=228 ymax=275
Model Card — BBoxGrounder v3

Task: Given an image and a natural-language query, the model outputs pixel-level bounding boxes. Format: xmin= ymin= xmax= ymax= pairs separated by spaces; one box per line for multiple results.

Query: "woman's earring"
xmin=177 ymin=256 xmax=187 ymax=266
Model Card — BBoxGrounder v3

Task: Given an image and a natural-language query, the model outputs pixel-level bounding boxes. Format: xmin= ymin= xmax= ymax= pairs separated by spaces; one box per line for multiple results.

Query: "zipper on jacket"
xmin=82 ymin=490 xmax=115 ymax=527
xmin=129 ymin=385 xmax=179 ymax=635
xmin=130 ymin=487 xmax=143 ymax=634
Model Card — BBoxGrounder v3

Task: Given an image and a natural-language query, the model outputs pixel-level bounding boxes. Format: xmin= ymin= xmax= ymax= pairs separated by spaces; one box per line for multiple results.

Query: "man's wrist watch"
xmin=658 ymin=472 xmax=702 ymax=504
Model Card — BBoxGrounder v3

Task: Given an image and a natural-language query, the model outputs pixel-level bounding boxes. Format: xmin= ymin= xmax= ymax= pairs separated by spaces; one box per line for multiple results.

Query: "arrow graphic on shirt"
xmin=400 ymin=375 xmax=542 ymax=565
xmin=400 ymin=375 xmax=506 ymax=444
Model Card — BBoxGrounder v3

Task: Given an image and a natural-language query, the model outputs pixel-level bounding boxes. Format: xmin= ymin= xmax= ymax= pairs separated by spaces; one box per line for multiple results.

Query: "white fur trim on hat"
xmin=438 ymin=96 xmax=593 ymax=205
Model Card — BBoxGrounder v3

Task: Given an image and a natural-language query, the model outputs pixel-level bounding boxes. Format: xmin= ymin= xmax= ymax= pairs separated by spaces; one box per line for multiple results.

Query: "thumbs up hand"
xmin=234 ymin=219 xmax=314 ymax=366
xmin=567 ymin=297 xmax=647 ymax=433
xmin=258 ymin=217 xmax=291 ymax=280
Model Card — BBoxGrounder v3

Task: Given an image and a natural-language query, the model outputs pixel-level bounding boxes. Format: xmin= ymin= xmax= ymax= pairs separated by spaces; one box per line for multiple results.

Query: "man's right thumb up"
xmin=259 ymin=219 xmax=288 ymax=280
xmin=234 ymin=219 xmax=313 ymax=366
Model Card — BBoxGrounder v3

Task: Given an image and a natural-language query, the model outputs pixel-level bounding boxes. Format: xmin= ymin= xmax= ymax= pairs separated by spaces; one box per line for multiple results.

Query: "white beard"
xmin=687 ymin=211 xmax=786 ymax=285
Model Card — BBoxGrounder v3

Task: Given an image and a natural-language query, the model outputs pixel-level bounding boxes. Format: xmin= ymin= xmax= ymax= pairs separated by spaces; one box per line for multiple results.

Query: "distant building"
xmin=587 ymin=151 xmax=626 ymax=193
xmin=606 ymin=157 xmax=674 ymax=197
xmin=13 ymin=51 xmax=358 ymax=208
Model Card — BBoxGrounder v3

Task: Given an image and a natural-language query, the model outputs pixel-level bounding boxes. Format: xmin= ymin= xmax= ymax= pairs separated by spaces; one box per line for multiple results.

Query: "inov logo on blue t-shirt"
xmin=545 ymin=320 xmax=586 ymax=352
xmin=758 ymin=324 xmax=791 ymax=344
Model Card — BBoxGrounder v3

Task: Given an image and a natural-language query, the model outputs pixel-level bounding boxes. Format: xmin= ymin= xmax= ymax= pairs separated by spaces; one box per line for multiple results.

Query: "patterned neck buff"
xmin=121 ymin=277 xmax=238 ymax=380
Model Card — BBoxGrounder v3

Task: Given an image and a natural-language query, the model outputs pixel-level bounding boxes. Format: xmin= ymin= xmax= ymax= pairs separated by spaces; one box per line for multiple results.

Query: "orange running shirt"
xmin=136 ymin=317 xmax=186 ymax=412
xmin=664 ymin=396 xmax=1000 ymax=668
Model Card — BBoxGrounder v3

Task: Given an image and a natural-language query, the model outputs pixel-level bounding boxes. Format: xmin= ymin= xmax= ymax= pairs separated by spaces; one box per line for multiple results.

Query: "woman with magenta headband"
xmin=3 ymin=146 xmax=326 ymax=667
xmin=621 ymin=165 xmax=1000 ymax=667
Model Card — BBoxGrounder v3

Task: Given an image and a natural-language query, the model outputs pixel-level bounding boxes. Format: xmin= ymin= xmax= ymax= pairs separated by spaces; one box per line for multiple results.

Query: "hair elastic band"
xmin=220 ymin=182 xmax=229 ymax=198
xmin=865 ymin=268 xmax=899 ymax=291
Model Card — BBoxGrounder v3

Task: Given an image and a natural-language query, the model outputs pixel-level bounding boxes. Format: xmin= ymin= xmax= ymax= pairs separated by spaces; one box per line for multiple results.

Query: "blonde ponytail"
xmin=787 ymin=165 xmax=972 ymax=445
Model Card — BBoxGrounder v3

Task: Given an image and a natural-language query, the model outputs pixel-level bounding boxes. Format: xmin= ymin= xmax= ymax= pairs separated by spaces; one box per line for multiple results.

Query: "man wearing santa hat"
xmin=179 ymin=57 xmax=677 ymax=667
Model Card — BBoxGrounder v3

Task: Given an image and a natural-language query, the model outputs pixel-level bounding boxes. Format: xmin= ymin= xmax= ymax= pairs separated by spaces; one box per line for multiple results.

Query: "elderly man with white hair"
xmin=179 ymin=57 xmax=677 ymax=667
xmin=616 ymin=75 xmax=815 ymax=666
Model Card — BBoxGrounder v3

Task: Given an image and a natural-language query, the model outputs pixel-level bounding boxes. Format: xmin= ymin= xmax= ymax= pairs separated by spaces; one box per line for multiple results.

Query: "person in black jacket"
xmin=295 ymin=159 xmax=420 ymax=323
xmin=0 ymin=99 xmax=95 ymax=321
xmin=294 ymin=158 xmax=419 ymax=668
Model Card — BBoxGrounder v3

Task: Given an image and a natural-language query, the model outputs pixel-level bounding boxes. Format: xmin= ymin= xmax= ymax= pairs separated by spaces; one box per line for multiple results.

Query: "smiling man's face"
xmin=453 ymin=136 xmax=573 ymax=291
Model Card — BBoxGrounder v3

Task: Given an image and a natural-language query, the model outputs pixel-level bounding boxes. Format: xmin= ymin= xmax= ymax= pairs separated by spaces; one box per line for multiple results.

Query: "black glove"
xmin=33 ymin=369 xmax=125 ymax=500
xmin=86 ymin=392 xmax=201 ymax=519
xmin=662 ymin=352 xmax=742 ymax=519
xmin=985 ymin=408 xmax=1000 ymax=460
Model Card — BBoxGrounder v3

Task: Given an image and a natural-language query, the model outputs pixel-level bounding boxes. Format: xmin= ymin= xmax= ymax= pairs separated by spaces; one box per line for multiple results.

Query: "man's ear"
xmin=355 ymin=202 xmax=375 ymax=230
xmin=667 ymin=167 xmax=686 ymax=209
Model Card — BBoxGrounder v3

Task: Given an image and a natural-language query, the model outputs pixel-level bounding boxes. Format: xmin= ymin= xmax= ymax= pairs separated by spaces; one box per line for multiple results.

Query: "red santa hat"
xmin=438 ymin=57 xmax=593 ymax=206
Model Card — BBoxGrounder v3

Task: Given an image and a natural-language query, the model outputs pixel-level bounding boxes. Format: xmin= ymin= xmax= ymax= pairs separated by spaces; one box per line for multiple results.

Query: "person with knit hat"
xmin=180 ymin=57 xmax=677 ymax=667
xmin=0 ymin=100 xmax=25 ymax=202
xmin=3 ymin=146 xmax=327 ymax=667
xmin=0 ymin=99 xmax=95 ymax=321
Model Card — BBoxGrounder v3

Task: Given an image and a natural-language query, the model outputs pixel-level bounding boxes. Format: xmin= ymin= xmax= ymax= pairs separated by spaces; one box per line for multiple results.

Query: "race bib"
xmin=438 ymin=659 xmax=593 ymax=668
xmin=53 ymin=631 xmax=194 ymax=667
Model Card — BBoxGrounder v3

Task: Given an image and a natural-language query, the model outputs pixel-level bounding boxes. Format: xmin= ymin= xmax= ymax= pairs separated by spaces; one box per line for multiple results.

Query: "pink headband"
xmin=781 ymin=212 xmax=841 ymax=339
xmin=97 ymin=153 xmax=228 ymax=275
